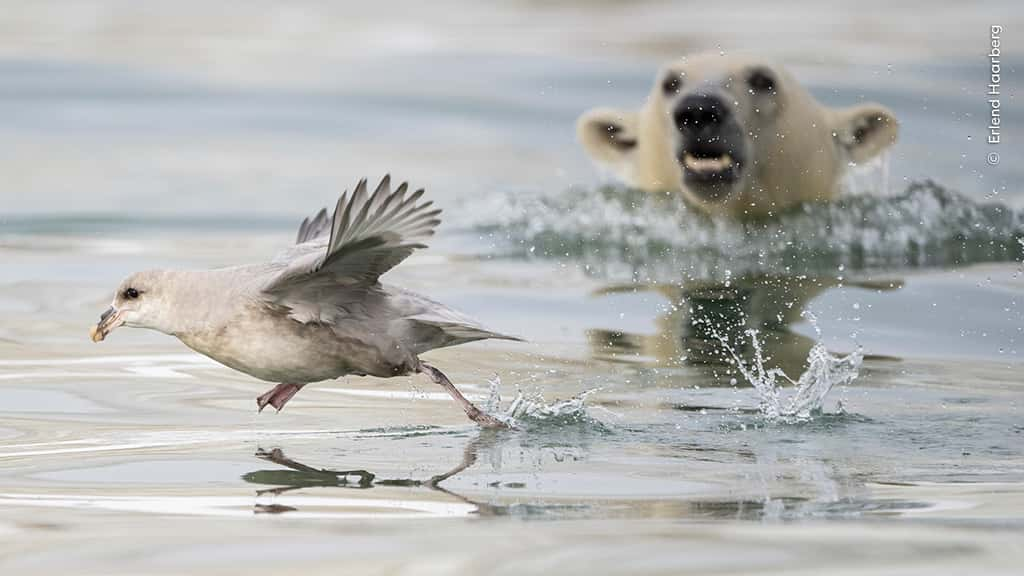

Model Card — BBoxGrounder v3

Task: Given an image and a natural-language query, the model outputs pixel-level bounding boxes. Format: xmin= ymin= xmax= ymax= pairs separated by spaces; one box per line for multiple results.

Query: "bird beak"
xmin=90 ymin=306 xmax=123 ymax=342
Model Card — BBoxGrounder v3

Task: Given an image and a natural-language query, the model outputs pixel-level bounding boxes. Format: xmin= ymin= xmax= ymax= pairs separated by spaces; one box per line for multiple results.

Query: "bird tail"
xmin=405 ymin=319 xmax=524 ymax=354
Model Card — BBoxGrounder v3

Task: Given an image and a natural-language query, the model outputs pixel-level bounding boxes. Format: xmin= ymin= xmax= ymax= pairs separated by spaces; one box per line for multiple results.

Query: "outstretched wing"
xmin=263 ymin=175 xmax=441 ymax=298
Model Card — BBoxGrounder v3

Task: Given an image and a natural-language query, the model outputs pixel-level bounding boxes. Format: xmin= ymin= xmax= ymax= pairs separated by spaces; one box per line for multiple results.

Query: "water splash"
xmin=481 ymin=376 xmax=599 ymax=429
xmin=466 ymin=180 xmax=1024 ymax=282
xmin=707 ymin=314 xmax=863 ymax=422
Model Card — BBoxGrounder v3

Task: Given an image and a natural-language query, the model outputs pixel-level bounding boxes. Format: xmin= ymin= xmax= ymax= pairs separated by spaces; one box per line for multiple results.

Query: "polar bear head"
xmin=577 ymin=53 xmax=899 ymax=217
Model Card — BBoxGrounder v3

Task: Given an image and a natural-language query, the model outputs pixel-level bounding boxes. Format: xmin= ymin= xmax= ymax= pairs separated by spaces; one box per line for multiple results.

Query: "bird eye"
xmin=661 ymin=73 xmax=683 ymax=95
xmin=747 ymin=69 xmax=776 ymax=94
xmin=123 ymin=287 xmax=140 ymax=300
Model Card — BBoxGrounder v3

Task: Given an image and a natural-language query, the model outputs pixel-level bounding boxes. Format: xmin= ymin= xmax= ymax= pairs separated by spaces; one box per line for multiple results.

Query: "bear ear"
xmin=832 ymin=103 xmax=899 ymax=164
xmin=577 ymin=107 xmax=640 ymax=175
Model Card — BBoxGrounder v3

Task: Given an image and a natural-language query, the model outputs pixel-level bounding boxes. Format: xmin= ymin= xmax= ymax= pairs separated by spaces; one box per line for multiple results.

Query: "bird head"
xmin=91 ymin=270 xmax=173 ymax=342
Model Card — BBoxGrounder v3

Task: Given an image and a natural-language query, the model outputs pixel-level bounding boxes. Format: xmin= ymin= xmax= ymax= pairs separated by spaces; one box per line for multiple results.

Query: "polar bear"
xmin=577 ymin=53 xmax=899 ymax=218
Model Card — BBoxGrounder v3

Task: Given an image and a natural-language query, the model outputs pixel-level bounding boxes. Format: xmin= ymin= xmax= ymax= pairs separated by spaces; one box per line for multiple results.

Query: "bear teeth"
xmin=683 ymin=153 xmax=733 ymax=172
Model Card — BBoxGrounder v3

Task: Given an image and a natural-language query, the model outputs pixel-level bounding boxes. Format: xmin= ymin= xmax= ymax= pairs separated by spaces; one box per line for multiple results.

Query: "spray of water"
xmin=466 ymin=180 xmax=1024 ymax=283
xmin=481 ymin=376 xmax=598 ymax=428
xmin=709 ymin=313 xmax=863 ymax=421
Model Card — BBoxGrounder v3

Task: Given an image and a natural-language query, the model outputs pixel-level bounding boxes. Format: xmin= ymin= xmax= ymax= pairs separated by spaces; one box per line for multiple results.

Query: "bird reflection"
xmin=244 ymin=433 xmax=501 ymax=516
xmin=240 ymin=423 xmax=923 ymax=521
xmin=588 ymin=274 xmax=902 ymax=376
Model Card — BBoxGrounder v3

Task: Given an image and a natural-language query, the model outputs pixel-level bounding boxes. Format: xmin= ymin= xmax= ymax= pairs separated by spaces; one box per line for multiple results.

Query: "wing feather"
xmin=263 ymin=175 xmax=441 ymax=301
xmin=295 ymin=207 xmax=330 ymax=244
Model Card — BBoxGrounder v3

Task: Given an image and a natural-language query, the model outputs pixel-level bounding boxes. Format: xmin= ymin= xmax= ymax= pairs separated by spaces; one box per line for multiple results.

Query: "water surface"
xmin=1 ymin=2 xmax=1023 ymax=574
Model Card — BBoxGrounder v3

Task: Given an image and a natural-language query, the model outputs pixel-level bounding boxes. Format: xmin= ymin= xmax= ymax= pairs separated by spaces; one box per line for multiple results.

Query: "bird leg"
xmin=419 ymin=363 xmax=509 ymax=429
xmin=256 ymin=383 xmax=306 ymax=413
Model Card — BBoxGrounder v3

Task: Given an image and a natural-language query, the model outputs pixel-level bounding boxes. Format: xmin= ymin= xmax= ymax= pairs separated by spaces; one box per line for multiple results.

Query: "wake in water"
xmin=467 ymin=180 xmax=1024 ymax=282
xmin=703 ymin=313 xmax=863 ymax=422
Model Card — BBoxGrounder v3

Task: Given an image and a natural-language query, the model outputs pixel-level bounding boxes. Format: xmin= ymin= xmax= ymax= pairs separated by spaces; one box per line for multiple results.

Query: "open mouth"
xmin=678 ymin=144 xmax=743 ymax=186
xmin=683 ymin=152 xmax=735 ymax=176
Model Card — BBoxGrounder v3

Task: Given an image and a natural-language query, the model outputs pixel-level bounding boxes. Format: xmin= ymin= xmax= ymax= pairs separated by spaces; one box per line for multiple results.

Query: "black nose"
xmin=674 ymin=94 xmax=730 ymax=132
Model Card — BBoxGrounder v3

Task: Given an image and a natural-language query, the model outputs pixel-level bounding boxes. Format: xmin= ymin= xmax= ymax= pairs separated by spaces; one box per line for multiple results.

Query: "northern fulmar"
xmin=90 ymin=175 xmax=519 ymax=428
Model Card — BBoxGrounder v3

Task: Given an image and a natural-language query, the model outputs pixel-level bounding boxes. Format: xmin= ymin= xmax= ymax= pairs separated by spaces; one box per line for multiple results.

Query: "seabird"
xmin=90 ymin=175 xmax=519 ymax=428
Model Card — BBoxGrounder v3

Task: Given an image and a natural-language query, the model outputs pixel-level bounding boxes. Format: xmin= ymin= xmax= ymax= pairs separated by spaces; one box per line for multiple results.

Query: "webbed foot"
xmin=256 ymin=383 xmax=305 ymax=412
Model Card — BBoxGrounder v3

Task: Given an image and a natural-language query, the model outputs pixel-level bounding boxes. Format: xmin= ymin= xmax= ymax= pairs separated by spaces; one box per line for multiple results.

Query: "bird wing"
xmin=294 ymin=206 xmax=331 ymax=244
xmin=261 ymin=175 xmax=441 ymax=321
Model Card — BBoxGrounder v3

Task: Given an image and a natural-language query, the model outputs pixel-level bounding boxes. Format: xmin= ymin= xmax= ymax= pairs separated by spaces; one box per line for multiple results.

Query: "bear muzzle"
xmin=672 ymin=93 xmax=748 ymax=202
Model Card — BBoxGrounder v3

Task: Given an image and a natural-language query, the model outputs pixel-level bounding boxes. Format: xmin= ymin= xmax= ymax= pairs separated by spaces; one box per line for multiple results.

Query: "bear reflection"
xmin=587 ymin=275 xmax=899 ymax=377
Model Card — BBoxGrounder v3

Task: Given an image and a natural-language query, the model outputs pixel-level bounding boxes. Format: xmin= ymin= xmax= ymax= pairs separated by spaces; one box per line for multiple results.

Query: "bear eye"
xmin=122 ymin=287 xmax=140 ymax=300
xmin=747 ymin=69 xmax=776 ymax=94
xmin=661 ymin=73 xmax=683 ymax=95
